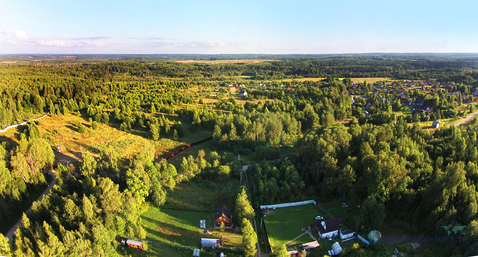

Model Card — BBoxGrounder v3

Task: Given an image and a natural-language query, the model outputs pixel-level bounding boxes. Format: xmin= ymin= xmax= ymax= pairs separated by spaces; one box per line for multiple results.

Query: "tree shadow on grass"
xmin=0 ymin=134 xmax=19 ymax=150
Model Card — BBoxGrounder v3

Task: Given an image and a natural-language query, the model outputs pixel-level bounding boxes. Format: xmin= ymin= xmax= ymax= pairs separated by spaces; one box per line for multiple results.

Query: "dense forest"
xmin=1 ymin=55 xmax=478 ymax=256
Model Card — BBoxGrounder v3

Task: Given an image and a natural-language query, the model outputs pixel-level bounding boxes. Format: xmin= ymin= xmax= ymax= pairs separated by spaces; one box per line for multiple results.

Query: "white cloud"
xmin=84 ymin=41 xmax=106 ymax=47
xmin=37 ymin=40 xmax=71 ymax=47
xmin=2 ymin=29 xmax=109 ymax=48
xmin=4 ymin=29 xmax=30 ymax=40
xmin=72 ymin=36 xmax=111 ymax=41
xmin=206 ymin=41 xmax=226 ymax=47
xmin=5 ymin=40 xmax=35 ymax=45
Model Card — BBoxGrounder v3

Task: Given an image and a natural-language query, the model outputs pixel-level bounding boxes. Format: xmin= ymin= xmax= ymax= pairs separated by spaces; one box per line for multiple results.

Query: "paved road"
xmin=5 ymin=171 xmax=56 ymax=240
xmin=455 ymin=111 xmax=478 ymax=127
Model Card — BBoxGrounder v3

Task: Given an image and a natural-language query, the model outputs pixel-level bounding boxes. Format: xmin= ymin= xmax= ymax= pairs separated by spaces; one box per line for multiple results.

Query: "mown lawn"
xmin=142 ymin=207 xmax=213 ymax=247
xmin=118 ymin=243 xmax=242 ymax=257
xmin=141 ymin=206 xmax=243 ymax=248
xmin=263 ymin=204 xmax=325 ymax=250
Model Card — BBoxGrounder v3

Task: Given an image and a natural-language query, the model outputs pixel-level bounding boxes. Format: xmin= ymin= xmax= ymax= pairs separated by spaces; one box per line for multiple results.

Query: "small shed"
xmin=201 ymin=238 xmax=220 ymax=248
xmin=301 ymin=240 xmax=320 ymax=250
xmin=432 ymin=120 xmax=440 ymax=128
xmin=340 ymin=229 xmax=356 ymax=240
xmin=328 ymin=242 xmax=343 ymax=256
xmin=193 ymin=248 xmax=200 ymax=257
xmin=121 ymin=239 xmax=143 ymax=250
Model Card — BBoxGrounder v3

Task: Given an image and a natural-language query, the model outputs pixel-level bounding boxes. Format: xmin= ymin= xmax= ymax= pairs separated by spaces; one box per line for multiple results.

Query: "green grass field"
xmin=142 ymin=207 xmax=214 ymax=246
xmin=119 ymin=243 xmax=241 ymax=257
xmin=263 ymin=204 xmax=326 ymax=249
xmin=163 ymin=178 xmax=241 ymax=212
xmin=142 ymin=206 xmax=243 ymax=248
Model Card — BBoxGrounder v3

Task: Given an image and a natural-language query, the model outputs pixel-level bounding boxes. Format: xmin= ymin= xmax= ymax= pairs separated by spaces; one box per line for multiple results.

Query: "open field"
xmin=142 ymin=206 xmax=243 ymax=247
xmin=275 ymin=77 xmax=324 ymax=83
xmin=175 ymin=59 xmax=277 ymax=64
xmin=163 ymin=178 xmax=241 ymax=212
xmin=348 ymin=77 xmax=392 ymax=83
xmin=35 ymin=114 xmax=151 ymax=159
xmin=263 ymin=204 xmax=325 ymax=249
xmin=20 ymin=113 xmax=213 ymax=162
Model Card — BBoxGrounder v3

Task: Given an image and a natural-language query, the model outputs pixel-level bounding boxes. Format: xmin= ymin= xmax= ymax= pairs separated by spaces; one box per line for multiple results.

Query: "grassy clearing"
xmin=37 ymin=114 xmax=153 ymax=160
xmin=163 ymin=178 xmax=241 ymax=212
xmin=263 ymin=204 xmax=325 ymax=249
xmin=274 ymin=78 xmax=324 ymax=83
xmin=34 ymin=113 xmax=215 ymax=162
xmin=349 ymin=77 xmax=392 ymax=83
xmin=141 ymin=206 xmax=243 ymax=247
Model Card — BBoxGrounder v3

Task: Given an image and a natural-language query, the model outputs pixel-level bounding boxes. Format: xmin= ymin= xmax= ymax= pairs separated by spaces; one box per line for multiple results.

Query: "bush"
xmin=218 ymin=165 xmax=230 ymax=180
xmin=78 ymin=123 xmax=87 ymax=134
xmin=91 ymin=121 xmax=99 ymax=130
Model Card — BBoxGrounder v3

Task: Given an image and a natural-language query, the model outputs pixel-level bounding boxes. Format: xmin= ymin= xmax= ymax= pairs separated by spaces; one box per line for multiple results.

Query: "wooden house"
xmin=214 ymin=205 xmax=232 ymax=229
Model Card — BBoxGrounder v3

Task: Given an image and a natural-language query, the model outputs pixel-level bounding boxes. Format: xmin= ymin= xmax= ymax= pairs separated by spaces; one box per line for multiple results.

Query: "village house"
xmin=312 ymin=218 xmax=341 ymax=239
xmin=214 ymin=205 xmax=232 ymax=229
xmin=228 ymin=85 xmax=237 ymax=92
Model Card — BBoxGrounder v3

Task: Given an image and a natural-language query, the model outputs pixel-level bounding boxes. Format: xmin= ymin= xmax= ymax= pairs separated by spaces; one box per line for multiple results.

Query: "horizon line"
xmin=2 ymin=52 xmax=478 ymax=56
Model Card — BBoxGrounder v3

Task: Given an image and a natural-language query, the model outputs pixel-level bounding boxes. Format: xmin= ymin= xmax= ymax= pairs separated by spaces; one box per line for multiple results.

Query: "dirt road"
xmin=455 ymin=111 xmax=478 ymax=127
xmin=5 ymin=171 xmax=56 ymax=240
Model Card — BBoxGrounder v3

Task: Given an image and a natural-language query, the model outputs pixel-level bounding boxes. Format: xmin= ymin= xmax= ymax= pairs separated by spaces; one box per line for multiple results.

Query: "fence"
xmin=260 ymin=200 xmax=317 ymax=210
xmin=118 ymin=234 xmax=240 ymax=250
xmin=357 ymin=235 xmax=370 ymax=246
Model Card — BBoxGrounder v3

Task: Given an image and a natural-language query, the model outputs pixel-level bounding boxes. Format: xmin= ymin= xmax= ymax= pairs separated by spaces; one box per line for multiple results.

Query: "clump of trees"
xmin=249 ymin=160 xmax=305 ymax=208
xmin=0 ymin=125 xmax=54 ymax=233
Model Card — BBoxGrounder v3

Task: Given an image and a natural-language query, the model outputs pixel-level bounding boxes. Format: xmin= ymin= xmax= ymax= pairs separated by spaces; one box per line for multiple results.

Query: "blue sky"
xmin=1 ymin=0 xmax=477 ymax=54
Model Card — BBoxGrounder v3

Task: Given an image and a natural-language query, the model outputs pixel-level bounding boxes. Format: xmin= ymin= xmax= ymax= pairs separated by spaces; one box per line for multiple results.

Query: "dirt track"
xmin=455 ymin=111 xmax=478 ymax=127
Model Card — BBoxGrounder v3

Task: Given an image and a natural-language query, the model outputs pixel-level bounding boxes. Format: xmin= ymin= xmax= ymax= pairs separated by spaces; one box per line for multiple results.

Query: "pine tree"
xmin=235 ymin=187 xmax=255 ymax=220
xmin=0 ymin=233 xmax=11 ymax=256
xmin=241 ymin=218 xmax=257 ymax=257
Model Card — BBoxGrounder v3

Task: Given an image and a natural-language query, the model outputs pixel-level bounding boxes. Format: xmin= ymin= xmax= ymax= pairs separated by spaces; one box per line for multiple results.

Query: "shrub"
xmin=78 ymin=123 xmax=87 ymax=134
xmin=218 ymin=165 xmax=230 ymax=180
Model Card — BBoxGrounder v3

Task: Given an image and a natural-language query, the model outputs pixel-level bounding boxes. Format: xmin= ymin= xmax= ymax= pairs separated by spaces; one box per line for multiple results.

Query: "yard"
xmin=141 ymin=206 xmax=243 ymax=248
xmin=263 ymin=204 xmax=327 ymax=250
